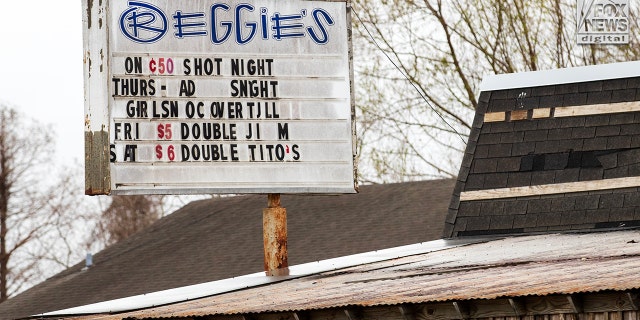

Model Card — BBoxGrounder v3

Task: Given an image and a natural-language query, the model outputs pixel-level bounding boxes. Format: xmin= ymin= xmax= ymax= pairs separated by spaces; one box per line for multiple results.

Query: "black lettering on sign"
xmin=291 ymin=144 xmax=300 ymax=160
xmin=183 ymin=59 xmax=192 ymax=75
xmin=183 ymin=58 xmax=222 ymax=76
xmin=230 ymin=80 xmax=278 ymax=98
xmin=247 ymin=144 xmax=298 ymax=161
xmin=210 ymin=102 xmax=224 ymax=118
xmin=247 ymin=101 xmax=279 ymax=118
xmin=227 ymin=102 xmax=243 ymax=119
xmin=185 ymin=101 xmax=206 ymax=119
xmin=278 ymin=123 xmax=289 ymax=140
xmin=275 ymin=144 xmax=285 ymax=160
xmin=114 ymin=122 xmax=139 ymax=140
xmin=247 ymin=144 xmax=260 ymax=161
xmin=245 ymin=123 xmax=261 ymax=140
xmin=230 ymin=58 xmax=274 ymax=76
xmin=112 ymin=78 xmax=156 ymax=96
xmin=126 ymin=100 xmax=148 ymax=118
xmin=186 ymin=58 xmax=222 ymax=76
xmin=180 ymin=144 xmax=239 ymax=161
xmin=152 ymin=101 xmax=179 ymax=118
xmin=124 ymin=57 xmax=143 ymax=74
xmin=179 ymin=80 xmax=196 ymax=96
xmin=180 ymin=123 xmax=237 ymax=140
xmin=230 ymin=144 xmax=239 ymax=161
xmin=123 ymin=144 xmax=138 ymax=162
xmin=110 ymin=144 xmax=116 ymax=162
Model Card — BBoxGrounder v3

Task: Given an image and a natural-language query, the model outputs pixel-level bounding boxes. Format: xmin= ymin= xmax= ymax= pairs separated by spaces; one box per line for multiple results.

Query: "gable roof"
xmin=445 ymin=60 xmax=640 ymax=237
xmin=0 ymin=179 xmax=455 ymax=320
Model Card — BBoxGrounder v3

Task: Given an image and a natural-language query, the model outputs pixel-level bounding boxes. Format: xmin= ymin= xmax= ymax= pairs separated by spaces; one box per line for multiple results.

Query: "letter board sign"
xmin=83 ymin=0 xmax=357 ymax=195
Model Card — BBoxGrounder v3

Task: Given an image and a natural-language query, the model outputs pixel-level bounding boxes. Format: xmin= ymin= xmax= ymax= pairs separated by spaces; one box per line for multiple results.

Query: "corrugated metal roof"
xmin=49 ymin=230 xmax=640 ymax=319
xmin=42 ymin=237 xmax=480 ymax=317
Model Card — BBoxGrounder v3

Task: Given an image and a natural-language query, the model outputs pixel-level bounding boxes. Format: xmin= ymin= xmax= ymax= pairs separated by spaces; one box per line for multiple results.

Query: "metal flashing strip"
xmin=39 ymin=238 xmax=478 ymax=317
xmin=479 ymin=60 xmax=640 ymax=92
xmin=460 ymin=176 xmax=640 ymax=201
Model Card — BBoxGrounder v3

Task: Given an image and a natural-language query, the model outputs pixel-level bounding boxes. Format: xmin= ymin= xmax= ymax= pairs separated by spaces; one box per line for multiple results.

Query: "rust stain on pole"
xmin=263 ymin=193 xmax=289 ymax=276
xmin=267 ymin=193 xmax=281 ymax=208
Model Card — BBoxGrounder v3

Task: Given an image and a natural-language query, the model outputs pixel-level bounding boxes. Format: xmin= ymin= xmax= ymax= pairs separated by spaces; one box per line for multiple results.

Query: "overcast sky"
xmin=0 ymin=2 xmax=84 ymax=165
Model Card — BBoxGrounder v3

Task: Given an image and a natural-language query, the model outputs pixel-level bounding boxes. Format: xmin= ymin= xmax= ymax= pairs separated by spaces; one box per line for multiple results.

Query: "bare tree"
xmin=352 ymin=0 xmax=639 ymax=183
xmin=0 ymin=105 xmax=99 ymax=301
xmin=94 ymin=195 xmax=163 ymax=246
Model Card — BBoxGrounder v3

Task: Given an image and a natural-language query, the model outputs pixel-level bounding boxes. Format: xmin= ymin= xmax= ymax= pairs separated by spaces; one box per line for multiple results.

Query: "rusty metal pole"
xmin=263 ymin=193 xmax=289 ymax=276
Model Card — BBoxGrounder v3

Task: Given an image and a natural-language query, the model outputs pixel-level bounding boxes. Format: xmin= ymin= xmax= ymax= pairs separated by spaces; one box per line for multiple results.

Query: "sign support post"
xmin=83 ymin=0 xmax=356 ymax=277
xmin=263 ymin=194 xmax=288 ymax=276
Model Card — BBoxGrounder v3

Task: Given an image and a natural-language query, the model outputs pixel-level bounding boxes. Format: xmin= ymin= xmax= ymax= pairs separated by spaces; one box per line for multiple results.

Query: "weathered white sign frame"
xmin=83 ymin=0 xmax=357 ymax=195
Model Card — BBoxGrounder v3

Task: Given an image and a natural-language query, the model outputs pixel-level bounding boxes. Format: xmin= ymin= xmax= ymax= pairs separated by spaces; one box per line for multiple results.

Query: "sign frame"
xmin=83 ymin=0 xmax=357 ymax=195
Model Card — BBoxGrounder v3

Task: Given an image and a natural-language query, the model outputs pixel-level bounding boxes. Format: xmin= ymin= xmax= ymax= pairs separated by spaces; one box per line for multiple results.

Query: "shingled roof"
xmin=445 ymin=61 xmax=640 ymax=237
xmin=0 ymin=179 xmax=454 ymax=319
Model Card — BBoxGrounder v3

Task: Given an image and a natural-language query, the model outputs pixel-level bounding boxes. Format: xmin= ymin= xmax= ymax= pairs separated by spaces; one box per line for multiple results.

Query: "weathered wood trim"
xmin=627 ymin=293 xmax=639 ymax=311
xmin=482 ymin=101 xmax=640 ymax=124
xmin=453 ymin=301 xmax=469 ymax=319
xmin=399 ymin=305 xmax=416 ymax=320
xmin=484 ymin=112 xmax=506 ymax=122
xmin=525 ymin=295 xmax=576 ymax=314
xmin=509 ymin=298 xmax=526 ymax=316
xmin=567 ymin=295 xmax=583 ymax=314
xmin=85 ymin=130 xmax=110 ymax=195
xmin=73 ymin=292 xmax=640 ymax=320
xmin=460 ymin=176 xmax=640 ymax=201
xmin=293 ymin=312 xmax=309 ymax=320
xmin=472 ymin=299 xmax=520 ymax=318
xmin=510 ymin=110 xmax=529 ymax=121
xmin=344 ymin=308 xmax=361 ymax=320
xmin=416 ymin=302 xmax=461 ymax=320
xmin=214 ymin=310 xmax=640 ymax=320
xmin=555 ymin=101 xmax=640 ymax=118
xmin=83 ymin=0 xmax=111 ymax=195
xmin=532 ymin=108 xmax=552 ymax=119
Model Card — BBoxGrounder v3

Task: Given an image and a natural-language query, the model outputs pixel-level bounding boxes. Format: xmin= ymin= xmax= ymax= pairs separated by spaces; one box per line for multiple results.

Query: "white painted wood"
xmin=480 ymin=61 xmax=640 ymax=92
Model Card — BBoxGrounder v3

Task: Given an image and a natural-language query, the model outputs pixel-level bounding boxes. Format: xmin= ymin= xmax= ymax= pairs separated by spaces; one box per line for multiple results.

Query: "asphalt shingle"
xmin=0 ymin=179 xmax=454 ymax=319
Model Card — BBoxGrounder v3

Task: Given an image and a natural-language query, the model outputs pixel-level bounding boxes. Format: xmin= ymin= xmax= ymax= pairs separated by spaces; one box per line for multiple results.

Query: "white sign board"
xmin=83 ymin=0 xmax=357 ymax=195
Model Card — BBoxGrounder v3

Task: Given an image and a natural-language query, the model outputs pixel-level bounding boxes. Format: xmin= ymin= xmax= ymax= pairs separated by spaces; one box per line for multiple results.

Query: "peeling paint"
xmin=85 ymin=130 xmax=110 ymax=195
xmin=86 ymin=0 xmax=93 ymax=28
